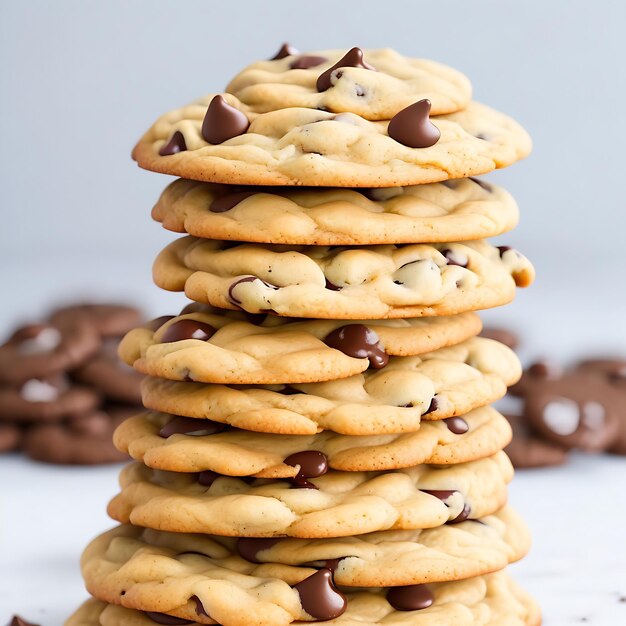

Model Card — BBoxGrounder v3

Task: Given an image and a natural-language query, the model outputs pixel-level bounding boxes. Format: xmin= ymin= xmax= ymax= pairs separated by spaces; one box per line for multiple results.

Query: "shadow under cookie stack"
xmin=67 ymin=46 xmax=540 ymax=625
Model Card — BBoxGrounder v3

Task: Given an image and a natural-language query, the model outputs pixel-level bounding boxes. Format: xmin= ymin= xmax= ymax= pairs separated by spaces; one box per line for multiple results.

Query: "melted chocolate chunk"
xmin=191 ymin=596 xmax=209 ymax=617
xmin=441 ymin=248 xmax=469 ymax=268
xmin=210 ymin=191 xmax=257 ymax=213
xmin=145 ymin=315 xmax=175 ymax=331
xmin=386 ymin=584 xmax=434 ymax=611
xmin=316 ymin=47 xmax=375 ymax=91
xmin=144 ymin=613 xmax=192 ymax=625
xmin=159 ymin=131 xmax=187 ymax=156
xmin=160 ymin=319 xmax=217 ymax=343
xmin=388 ymin=99 xmax=440 ymax=148
xmin=422 ymin=489 xmax=471 ymax=523
xmin=293 ymin=569 xmax=347 ymax=620
xmin=236 ymin=537 xmax=282 ymax=563
xmin=228 ymin=276 xmax=278 ymax=307
xmin=159 ymin=416 xmax=225 ymax=438
xmin=284 ymin=450 xmax=328 ymax=478
xmin=325 ymin=278 xmax=342 ymax=291
xmin=291 ymin=55 xmax=327 ymax=70
xmin=321 ymin=557 xmax=345 ymax=572
xmin=324 ymin=324 xmax=389 ymax=369
xmin=271 ymin=43 xmax=299 ymax=60
xmin=443 ymin=416 xmax=469 ymax=434
xmin=201 ymin=95 xmax=250 ymax=144
xmin=449 ymin=502 xmax=472 ymax=524
xmin=423 ymin=396 xmax=439 ymax=415
xmin=197 ymin=470 xmax=222 ymax=486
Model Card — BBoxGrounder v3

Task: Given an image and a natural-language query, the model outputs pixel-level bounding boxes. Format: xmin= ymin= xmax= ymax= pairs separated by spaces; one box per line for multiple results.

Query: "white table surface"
xmin=1 ymin=453 xmax=625 ymax=625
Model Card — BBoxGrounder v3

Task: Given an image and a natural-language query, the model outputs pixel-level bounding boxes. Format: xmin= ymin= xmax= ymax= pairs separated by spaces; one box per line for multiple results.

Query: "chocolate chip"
xmin=144 ymin=613 xmax=193 ymax=625
xmin=324 ymin=324 xmax=389 ymax=369
xmin=496 ymin=245 xmax=521 ymax=259
xmin=201 ymin=95 xmax=250 ymax=144
xmin=290 ymin=55 xmax=327 ymax=70
xmin=293 ymin=569 xmax=347 ymax=620
xmin=160 ymin=319 xmax=216 ymax=343
xmin=423 ymin=396 xmax=438 ymax=415
xmin=191 ymin=595 xmax=209 ymax=617
xmin=236 ymin=538 xmax=282 ymax=563
xmin=9 ymin=617 xmax=40 ymax=626
xmin=159 ymin=416 xmax=225 ymax=438
xmin=325 ymin=278 xmax=342 ymax=291
xmin=321 ymin=558 xmax=345 ymax=572
xmin=159 ymin=131 xmax=187 ymax=156
xmin=388 ymin=99 xmax=441 ymax=148
xmin=469 ymin=177 xmax=492 ymax=192
xmin=316 ymin=47 xmax=375 ymax=92
xmin=386 ymin=584 xmax=434 ymax=611
xmin=422 ymin=489 xmax=471 ymax=523
xmin=198 ymin=470 xmax=222 ymax=486
xmin=443 ymin=416 xmax=469 ymax=434
xmin=271 ymin=43 xmax=299 ymax=60
xmin=210 ymin=191 xmax=256 ymax=213
xmin=441 ymin=248 xmax=469 ymax=268
xmin=284 ymin=450 xmax=328 ymax=478
xmin=145 ymin=315 xmax=175 ymax=331
xmin=228 ymin=276 xmax=278 ymax=307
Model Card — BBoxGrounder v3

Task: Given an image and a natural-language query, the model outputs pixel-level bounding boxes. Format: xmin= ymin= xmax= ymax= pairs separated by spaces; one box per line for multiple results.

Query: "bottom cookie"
xmin=67 ymin=571 xmax=540 ymax=626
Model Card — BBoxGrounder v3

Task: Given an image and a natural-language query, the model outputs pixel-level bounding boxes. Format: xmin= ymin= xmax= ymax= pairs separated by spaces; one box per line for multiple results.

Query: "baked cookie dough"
xmin=226 ymin=47 xmax=472 ymax=119
xmin=153 ymin=237 xmax=534 ymax=319
xmin=114 ymin=406 xmax=512 ymax=475
xmin=107 ymin=452 xmax=512 ymax=538
xmin=68 ymin=570 xmax=541 ymax=626
xmin=139 ymin=336 xmax=521 ymax=435
xmin=133 ymin=96 xmax=531 ymax=188
xmin=152 ymin=176 xmax=519 ymax=246
xmin=119 ymin=309 xmax=482 ymax=384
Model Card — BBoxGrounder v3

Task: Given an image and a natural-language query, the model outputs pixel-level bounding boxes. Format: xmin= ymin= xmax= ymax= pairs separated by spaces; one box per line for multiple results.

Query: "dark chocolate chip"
xmin=201 ymin=95 xmax=250 ymax=144
xmin=210 ymin=191 xmax=257 ymax=213
xmin=145 ymin=315 xmax=175 ymax=331
xmin=198 ymin=470 xmax=222 ymax=486
xmin=443 ymin=416 xmax=469 ymax=434
xmin=159 ymin=131 xmax=187 ymax=156
xmin=441 ymin=248 xmax=469 ymax=268
xmin=160 ymin=319 xmax=217 ymax=343
xmin=271 ymin=43 xmax=299 ymax=60
xmin=386 ymin=584 xmax=434 ymax=611
xmin=316 ymin=47 xmax=375 ymax=92
xmin=144 ymin=613 xmax=192 ymax=625
xmin=496 ymin=245 xmax=521 ymax=259
xmin=159 ymin=416 xmax=225 ymax=438
xmin=448 ymin=502 xmax=472 ymax=524
xmin=236 ymin=537 xmax=282 ymax=563
xmin=290 ymin=55 xmax=327 ymax=70
xmin=191 ymin=595 xmax=209 ymax=618
xmin=422 ymin=489 xmax=471 ymax=523
xmin=321 ymin=557 xmax=345 ymax=572
xmin=228 ymin=276 xmax=278 ymax=307
xmin=284 ymin=450 xmax=328 ymax=479
xmin=388 ymin=99 xmax=441 ymax=148
xmin=423 ymin=396 xmax=438 ymax=415
xmin=293 ymin=569 xmax=347 ymax=620
xmin=324 ymin=324 xmax=389 ymax=369
xmin=9 ymin=617 xmax=40 ymax=626
xmin=325 ymin=278 xmax=342 ymax=291
xmin=469 ymin=177 xmax=492 ymax=192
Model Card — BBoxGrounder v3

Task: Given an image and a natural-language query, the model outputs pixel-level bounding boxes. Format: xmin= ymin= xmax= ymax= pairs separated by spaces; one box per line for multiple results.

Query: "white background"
xmin=1 ymin=1 xmax=626 ymax=624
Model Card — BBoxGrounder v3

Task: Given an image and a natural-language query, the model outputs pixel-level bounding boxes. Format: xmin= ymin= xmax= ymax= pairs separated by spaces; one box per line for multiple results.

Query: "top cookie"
xmin=133 ymin=96 xmax=531 ymax=187
xmin=226 ymin=47 xmax=472 ymax=119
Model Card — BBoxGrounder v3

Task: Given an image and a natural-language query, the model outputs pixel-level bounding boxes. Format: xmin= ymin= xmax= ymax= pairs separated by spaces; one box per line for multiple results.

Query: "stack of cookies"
xmin=68 ymin=46 xmax=540 ymax=625
xmin=0 ymin=303 xmax=143 ymax=464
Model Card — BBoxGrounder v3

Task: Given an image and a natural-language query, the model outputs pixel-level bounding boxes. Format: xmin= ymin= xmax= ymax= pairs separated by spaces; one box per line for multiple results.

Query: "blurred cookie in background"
xmin=504 ymin=413 xmax=569 ymax=468
xmin=0 ymin=301 xmax=144 ymax=464
xmin=480 ymin=326 xmax=519 ymax=350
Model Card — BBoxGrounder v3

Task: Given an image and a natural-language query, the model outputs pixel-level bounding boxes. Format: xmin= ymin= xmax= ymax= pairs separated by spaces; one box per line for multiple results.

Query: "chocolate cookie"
xmin=0 ymin=319 xmax=100 ymax=386
xmin=72 ymin=340 xmax=143 ymax=404
xmin=511 ymin=361 xmax=623 ymax=453
xmin=22 ymin=406 xmax=133 ymax=464
xmin=0 ymin=423 xmax=21 ymax=452
xmin=479 ymin=326 xmax=519 ymax=350
xmin=50 ymin=303 xmax=142 ymax=338
xmin=0 ymin=375 xmax=100 ymax=423
xmin=504 ymin=413 xmax=568 ymax=468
